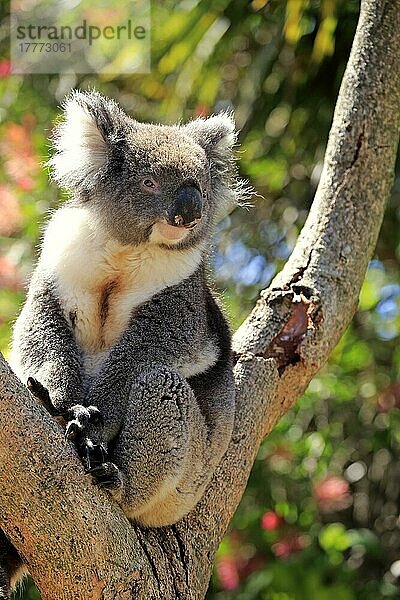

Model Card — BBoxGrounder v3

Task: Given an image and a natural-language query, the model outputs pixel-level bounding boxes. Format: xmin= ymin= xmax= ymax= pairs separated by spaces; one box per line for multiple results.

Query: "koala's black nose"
xmin=169 ymin=185 xmax=202 ymax=228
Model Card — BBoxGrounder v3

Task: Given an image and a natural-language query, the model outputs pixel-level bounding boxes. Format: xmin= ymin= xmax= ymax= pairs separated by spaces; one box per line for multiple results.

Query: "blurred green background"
xmin=1 ymin=0 xmax=400 ymax=598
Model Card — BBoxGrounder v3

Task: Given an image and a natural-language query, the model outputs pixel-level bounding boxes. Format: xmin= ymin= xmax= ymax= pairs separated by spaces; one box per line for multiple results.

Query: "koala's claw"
xmin=64 ymin=419 xmax=82 ymax=440
xmin=64 ymin=405 xmax=104 ymax=440
xmin=27 ymin=377 xmax=58 ymax=416
xmin=88 ymin=462 xmax=123 ymax=490
xmin=79 ymin=439 xmax=108 ymax=471
xmin=27 ymin=379 xmax=104 ymax=435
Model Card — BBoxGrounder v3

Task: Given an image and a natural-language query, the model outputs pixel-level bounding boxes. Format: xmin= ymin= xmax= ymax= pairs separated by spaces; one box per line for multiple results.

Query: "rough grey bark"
xmin=0 ymin=0 xmax=399 ymax=598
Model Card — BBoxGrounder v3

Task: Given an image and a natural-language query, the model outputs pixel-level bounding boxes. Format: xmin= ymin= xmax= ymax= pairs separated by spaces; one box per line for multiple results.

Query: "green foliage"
xmin=1 ymin=1 xmax=400 ymax=598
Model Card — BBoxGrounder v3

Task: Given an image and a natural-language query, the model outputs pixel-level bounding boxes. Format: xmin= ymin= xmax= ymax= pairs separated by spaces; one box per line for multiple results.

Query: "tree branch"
xmin=0 ymin=0 xmax=399 ymax=597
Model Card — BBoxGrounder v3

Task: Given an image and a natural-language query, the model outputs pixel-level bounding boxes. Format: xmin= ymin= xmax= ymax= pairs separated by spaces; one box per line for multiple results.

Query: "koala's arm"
xmin=86 ymin=269 xmax=221 ymax=439
xmin=11 ymin=270 xmax=84 ymax=410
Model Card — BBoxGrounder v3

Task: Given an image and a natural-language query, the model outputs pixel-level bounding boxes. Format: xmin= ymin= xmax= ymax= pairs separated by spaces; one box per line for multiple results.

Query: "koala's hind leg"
xmin=109 ymin=365 xmax=213 ymax=527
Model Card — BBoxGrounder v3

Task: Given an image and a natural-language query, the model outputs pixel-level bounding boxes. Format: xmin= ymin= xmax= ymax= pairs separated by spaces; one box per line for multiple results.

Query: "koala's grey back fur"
xmin=1 ymin=90 xmax=251 ymax=598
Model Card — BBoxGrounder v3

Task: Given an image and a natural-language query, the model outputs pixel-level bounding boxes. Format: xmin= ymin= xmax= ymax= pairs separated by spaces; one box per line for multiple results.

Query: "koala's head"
xmin=49 ymin=90 xmax=249 ymax=249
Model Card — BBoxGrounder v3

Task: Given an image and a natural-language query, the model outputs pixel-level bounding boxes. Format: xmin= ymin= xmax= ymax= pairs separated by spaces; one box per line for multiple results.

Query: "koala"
xmin=0 ymin=90 xmax=249 ymax=597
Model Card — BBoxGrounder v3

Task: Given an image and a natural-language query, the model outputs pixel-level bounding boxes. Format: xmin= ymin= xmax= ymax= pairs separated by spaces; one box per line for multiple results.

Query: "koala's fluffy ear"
xmin=48 ymin=90 xmax=129 ymax=190
xmin=184 ymin=113 xmax=245 ymax=220
xmin=184 ymin=112 xmax=236 ymax=172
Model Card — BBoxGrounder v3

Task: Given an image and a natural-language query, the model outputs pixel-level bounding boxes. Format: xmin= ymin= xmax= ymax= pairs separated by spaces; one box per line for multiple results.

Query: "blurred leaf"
xmin=319 ymin=524 xmax=351 ymax=553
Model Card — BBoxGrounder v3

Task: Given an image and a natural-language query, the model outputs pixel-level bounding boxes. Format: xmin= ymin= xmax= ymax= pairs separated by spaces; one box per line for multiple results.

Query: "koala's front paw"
xmin=79 ymin=439 xmax=122 ymax=489
xmin=64 ymin=405 xmax=104 ymax=440
xmin=77 ymin=437 xmax=108 ymax=470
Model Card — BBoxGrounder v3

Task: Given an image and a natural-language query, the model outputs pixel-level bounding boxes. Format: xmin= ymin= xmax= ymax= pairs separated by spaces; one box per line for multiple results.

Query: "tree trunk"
xmin=0 ymin=0 xmax=399 ymax=597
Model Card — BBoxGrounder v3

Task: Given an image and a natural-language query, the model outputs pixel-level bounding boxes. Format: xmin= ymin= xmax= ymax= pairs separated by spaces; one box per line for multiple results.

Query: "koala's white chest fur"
xmin=40 ymin=207 xmax=205 ymax=375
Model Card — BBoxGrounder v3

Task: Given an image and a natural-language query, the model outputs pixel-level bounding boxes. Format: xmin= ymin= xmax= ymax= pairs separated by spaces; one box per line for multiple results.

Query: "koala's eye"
xmin=141 ymin=177 xmax=158 ymax=192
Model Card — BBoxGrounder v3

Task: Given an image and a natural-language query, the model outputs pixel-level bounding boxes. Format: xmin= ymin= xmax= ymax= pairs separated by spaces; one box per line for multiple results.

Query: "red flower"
xmin=0 ymin=60 xmax=11 ymax=78
xmin=377 ymin=383 xmax=400 ymax=412
xmin=216 ymin=556 xmax=240 ymax=591
xmin=0 ymin=185 xmax=23 ymax=235
xmin=272 ymin=533 xmax=309 ymax=559
xmin=0 ymin=256 xmax=22 ymax=291
xmin=314 ymin=475 xmax=351 ymax=511
xmin=16 ymin=177 xmax=34 ymax=192
xmin=261 ymin=511 xmax=283 ymax=531
xmin=239 ymin=553 xmax=266 ymax=579
xmin=0 ymin=119 xmax=39 ymax=189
